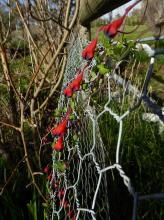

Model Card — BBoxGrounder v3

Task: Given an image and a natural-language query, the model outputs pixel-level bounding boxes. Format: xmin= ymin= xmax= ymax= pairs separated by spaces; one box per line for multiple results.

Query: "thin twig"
xmin=34 ymin=54 xmax=67 ymax=114
xmin=20 ymin=102 xmax=47 ymax=202
xmin=27 ymin=0 xmax=70 ymax=31
xmin=0 ymin=121 xmax=20 ymax=132
xmin=0 ymin=44 xmax=24 ymax=104
xmin=32 ymin=0 xmax=80 ymax=101
xmin=25 ymin=37 xmax=57 ymax=101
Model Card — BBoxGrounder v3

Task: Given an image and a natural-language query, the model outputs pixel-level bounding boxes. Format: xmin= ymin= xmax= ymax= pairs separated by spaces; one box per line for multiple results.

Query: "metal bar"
xmin=142 ymin=62 xmax=154 ymax=95
xmin=139 ymin=193 xmax=164 ymax=201
xmin=142 ymin=96 xmax=164 ymax=122
xmin=137 ymin=35 xmax=164 ymax=43
xmin=132 ymin=192 xmax=138 ymax=220
xmin=154 ymin=49 xmax=164 ymax=56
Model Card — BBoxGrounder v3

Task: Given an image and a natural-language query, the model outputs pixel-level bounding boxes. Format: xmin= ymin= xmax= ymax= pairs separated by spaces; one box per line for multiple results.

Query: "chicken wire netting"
xmin=47 ymin=33 xmax=164 ymax=220
xmin=49 ymin=35 xmax=110 ymax=220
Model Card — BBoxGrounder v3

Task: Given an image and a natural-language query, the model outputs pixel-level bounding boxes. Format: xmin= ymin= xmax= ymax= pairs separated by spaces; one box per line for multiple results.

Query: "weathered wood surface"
xmin=79 ymin=0 xmax=132 ymax=27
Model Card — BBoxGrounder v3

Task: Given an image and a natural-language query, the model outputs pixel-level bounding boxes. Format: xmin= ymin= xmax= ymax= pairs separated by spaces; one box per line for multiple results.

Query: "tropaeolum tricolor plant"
xmin=43 ymin=1 xmax=141 ymax=218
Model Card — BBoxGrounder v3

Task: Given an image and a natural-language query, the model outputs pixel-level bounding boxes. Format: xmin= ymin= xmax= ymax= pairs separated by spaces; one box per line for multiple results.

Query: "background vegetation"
xmin=0 ymin=0 xmax=79 ymax=219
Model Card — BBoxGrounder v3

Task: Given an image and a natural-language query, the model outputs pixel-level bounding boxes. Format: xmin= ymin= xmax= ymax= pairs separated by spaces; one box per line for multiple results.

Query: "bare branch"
xmin=20 ymin=102 xmax=47 ymax=202
xmin=34 ymin=53 xmax=67 ymax=114
xmin=32 ymin=0 xmax=80 ymax=101
xmin=25 ymin=38 xmax=57 ymax=101
xmin=27 ymin=0 xmax=70 ymax=31
xmin=0 ymin=44 xmax=24 ymax=104
xmin=0 ymin=121 xmax=20 ymax=132
xmin=64 ymin=0 xmax=72 ymax=27
xmin=1 ymin=0 xmax=11 ymax=44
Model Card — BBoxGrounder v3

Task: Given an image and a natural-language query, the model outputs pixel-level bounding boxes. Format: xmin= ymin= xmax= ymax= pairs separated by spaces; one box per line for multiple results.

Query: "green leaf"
xmin=73 ymin=134 xmax=78 ymax=141
xmin=69 ymin=114 xmax=75 ymax=120
xmin=27 ymin=199 xmax=38 ymax=220
xmin=97 ymin=64 xmax=109 ymax=75
xmin=81 ymin=83 xmax=88 ymax=91
xmin=53 ymin=161 xmax=66 ymax=172
xmin=70 ymin=100 xmax=75 ymax=109
xmin=42 ymin=203 xmax=48 ymax=208
xmin=53 ymin=109 xmax=61 ymax=117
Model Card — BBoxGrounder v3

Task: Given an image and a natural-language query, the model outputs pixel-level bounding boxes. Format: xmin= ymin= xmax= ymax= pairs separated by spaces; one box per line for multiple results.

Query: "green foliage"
xmin=27 ymin=197 xmax=38 ymax=220
xmin=8 ymin=38 xmax=29 ymax=60
xmin=0 ymin=155 xmax=6 ymax=167
xmin=97 ymin=64 xmax=109 ymax=75
xmin=52 ymin=109 xmax=62 ymax=118
xmin=9 ymin=39 xmax=29 ymax=52
xmin=88 ymin=31 xmax=164 ymax=219
xmin=0 ymin=84 xmax=9 ymax=102
xmin=53 ymin=161 xmax=66 ymax=173
xmin=9 ymin=55 xmax=31 ymax=72
xmin=98 ymin=97 xmax=164 ymax=219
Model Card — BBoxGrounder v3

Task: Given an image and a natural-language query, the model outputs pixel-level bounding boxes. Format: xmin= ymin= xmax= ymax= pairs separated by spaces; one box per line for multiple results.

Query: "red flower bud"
xmin=82 ymin=38 xmax=98 ymax=60
xmin=53 ymin=136 xmax=64 ymax=151
xmin=64 ymin=200 xmax=68 ymax=208
xmin=47 ymin=173 xmax=52 ymax=181
xmin=43 ymin=165 xmax=49 ymax=174
xmin=69 ymin=71 xmax=83 ymax=92
xmin=51 ymin=108 xmax=71 ymax=137
xmin=67 ymin=208 xmax=75 ymax=219
xmin=100 ymin=15 xmax=125 ymax=39
xmin=64 ymin=86 xmax=73 ymax=97
xmin=100 ymin=0 xmax=141 ymax=39
xmin=58 ymin=188 xmax=65 ymax=198
xmin=64 ymin=64 xmax=88 ymax=97
xmin=51 ymin=120 xmax=67 ymax=137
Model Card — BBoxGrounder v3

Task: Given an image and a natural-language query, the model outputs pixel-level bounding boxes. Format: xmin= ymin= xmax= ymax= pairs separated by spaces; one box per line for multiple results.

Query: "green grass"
xmin=121 ymin=24 xmax=153 ymax=40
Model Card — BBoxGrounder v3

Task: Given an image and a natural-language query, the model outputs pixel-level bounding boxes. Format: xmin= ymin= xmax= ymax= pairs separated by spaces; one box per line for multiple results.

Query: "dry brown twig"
xmin=0 ymin=0 xmax=80 ymax=202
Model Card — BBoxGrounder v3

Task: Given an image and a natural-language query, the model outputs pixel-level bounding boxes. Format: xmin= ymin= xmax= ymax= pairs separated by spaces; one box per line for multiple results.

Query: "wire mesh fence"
xmin=46 ymin=31 xmax=164 ymax=220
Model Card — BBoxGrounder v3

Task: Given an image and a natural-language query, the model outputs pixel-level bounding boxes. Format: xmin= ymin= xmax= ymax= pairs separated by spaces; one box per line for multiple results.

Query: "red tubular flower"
xmin=64 ymin=86 xmax=73 ymax=98
xmin=82 ymin=37 xmax=98 ymax=60
xmin=58 ymin=188 xmax=65 ymax=198
xmin=51 ymin=119 xmax=67 ymax=137
xmin=69 ymin=71 xmax=84 ymax=92
xmin=53 ymin=182 xmax=58 ymax=190
xmin=53 ymin=136 xmax=64 ymax=151
xmin=67 ymin=208 xmax=76 ymax=219
xmin=67 ymin=208 xmax=73 ymax=217
xmin=100 ymin=15 xmax=126 ymax=38
xmin=70 ymin=64 xmax=88 ymax=91
xmin=51 ymin=108 xmax=72 ymax=137
xmin=43 ymin=165 xmax=50 ymax=174
xmin=52 ymin=178 xmax=61 ymax=191
xmin=47 ymin=173 xmax=52 ymax=181
xmin=125 ymin=0 xmax=141 ymax=15
xmin=60 ymin=199 xmax=68 ymax=208
xmin=64 ymin=64 xmax=88 ymax=97
xmin=63 ymin=200 xmax=68 ymax=208
xmin=100 ymin=0 xmax=141 ymax=39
